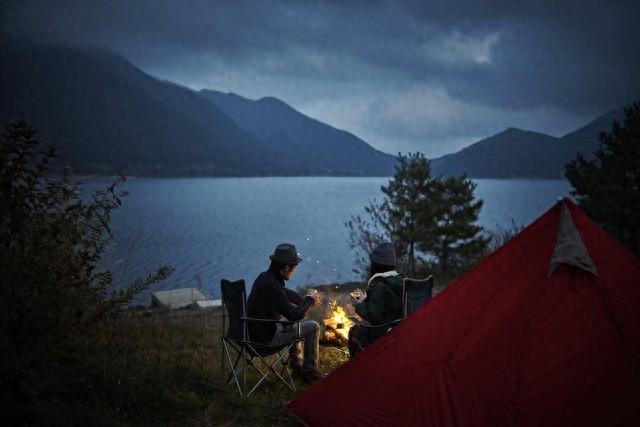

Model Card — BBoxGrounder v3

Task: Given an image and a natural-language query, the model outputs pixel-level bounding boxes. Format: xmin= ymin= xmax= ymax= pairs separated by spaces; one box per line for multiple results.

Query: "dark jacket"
xmin=355 ymin=272 xmax=405 ymax=325
xmin=246 ymin=266 xmax=313 ymax=343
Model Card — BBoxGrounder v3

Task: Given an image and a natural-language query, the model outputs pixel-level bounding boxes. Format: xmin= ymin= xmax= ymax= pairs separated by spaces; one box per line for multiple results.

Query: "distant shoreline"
xmin=65 ymin=173 xmax=395 ymax=180
xmin=69 ymin=174 xmax=569 ymax=182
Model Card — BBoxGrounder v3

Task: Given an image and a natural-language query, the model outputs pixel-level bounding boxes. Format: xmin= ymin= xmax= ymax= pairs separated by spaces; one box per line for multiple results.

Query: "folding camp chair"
xmin=350 ymin=276 xmax=433 ymax=353
xmin=220 ymin=279 xmax=304 ymax=397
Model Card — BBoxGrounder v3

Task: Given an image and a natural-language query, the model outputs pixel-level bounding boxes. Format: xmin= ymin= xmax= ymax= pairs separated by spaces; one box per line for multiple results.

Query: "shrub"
xmin=566 ymin=101 xmax=640 ymax=255
xmin=0 ymin=121 xmax=172 ymax=422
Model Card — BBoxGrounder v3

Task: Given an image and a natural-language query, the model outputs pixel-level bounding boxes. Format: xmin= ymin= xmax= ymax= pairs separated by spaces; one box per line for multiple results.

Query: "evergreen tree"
xmin=422 ymin=176 xmax=489 ymax=275
xmin=347 ymin=153 xmax=488 ymax=278
xmin=380 ymin=153 xmax=435 ymax=275
xmin=566 ymin=102 xmax=640 ymax=255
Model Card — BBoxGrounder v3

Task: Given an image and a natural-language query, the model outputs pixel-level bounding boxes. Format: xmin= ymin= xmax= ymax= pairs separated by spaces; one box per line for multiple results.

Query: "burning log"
xmin=320 ymin=299 xmax=354 ymax=348
xmin=322 ymin=323 xmax=349 ymax=347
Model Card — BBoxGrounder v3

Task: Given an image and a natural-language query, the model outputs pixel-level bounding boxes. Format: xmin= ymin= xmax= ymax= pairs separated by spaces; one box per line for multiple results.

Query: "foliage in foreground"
xmin=0 ymin=122 xmax=172 ymax=424
xmin=566 ymin=101 xmax=640 ymax=255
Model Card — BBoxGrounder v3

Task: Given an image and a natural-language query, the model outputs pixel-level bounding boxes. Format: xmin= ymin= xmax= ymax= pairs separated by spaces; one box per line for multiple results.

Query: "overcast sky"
xmin=3 ymin=0 xmax=639 ymax=157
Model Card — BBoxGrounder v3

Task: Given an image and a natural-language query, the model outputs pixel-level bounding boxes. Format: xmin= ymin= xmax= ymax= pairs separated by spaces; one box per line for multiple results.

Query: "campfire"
xmin=321 ymin=299 xmax=354 ymax=347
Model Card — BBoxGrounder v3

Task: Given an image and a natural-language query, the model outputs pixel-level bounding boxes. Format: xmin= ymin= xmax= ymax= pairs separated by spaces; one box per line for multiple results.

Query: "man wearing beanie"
xmin=348 ymin=241 xmax=405 ymax=357
xmin=247 ymin=243 xmax=323 ymax=382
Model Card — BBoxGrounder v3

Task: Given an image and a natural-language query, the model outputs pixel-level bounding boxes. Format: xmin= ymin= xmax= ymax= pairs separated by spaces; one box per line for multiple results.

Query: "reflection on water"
xmin=82 ymin=177 xmax=571 ymax=304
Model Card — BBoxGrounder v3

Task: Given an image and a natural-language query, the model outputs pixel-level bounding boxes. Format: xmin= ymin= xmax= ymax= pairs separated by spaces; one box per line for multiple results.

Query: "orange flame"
xmin=324 ymin=299 xmax=354 ymax=341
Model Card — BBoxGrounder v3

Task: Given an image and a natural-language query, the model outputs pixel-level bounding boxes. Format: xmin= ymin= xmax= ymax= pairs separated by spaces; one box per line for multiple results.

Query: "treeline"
xmin=566 ymin=102 xmax=640 ymax=256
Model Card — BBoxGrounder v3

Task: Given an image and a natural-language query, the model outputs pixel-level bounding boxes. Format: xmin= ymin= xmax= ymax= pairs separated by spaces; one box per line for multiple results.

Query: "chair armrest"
xmin=241 ymin=317 xmax=300 ymax=325
xmin=357 ymin=318 xmax=402 ymax=330
xmin=241 ymin=317 xmax=303 ymax=340
xmin=348 ymin=315 xmax=402 ymax=329
xmin=348 ymin=315 xmax=361 ymax=324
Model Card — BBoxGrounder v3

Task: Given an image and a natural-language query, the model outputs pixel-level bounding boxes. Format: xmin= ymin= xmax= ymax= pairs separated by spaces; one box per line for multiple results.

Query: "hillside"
xmin=4 ymin=38 xmax=629 ymax=180
xmin=0 ymin=39 xmax=395 ymax=176
xmin=559 ymin=106 xmax=625 ymax=160
xmin=431 ymin=107 xmax=626 ymax=179
xmin=431 ymin=128 xmax=562 ymax=178
xmin=200 ymin=90 xmax=396 ymax=176
xmin=0 ymin=39 xmax=273 ymax=176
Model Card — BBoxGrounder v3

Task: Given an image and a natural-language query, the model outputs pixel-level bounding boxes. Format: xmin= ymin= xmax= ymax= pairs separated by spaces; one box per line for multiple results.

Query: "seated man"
xmin=348 ymin=242 xmax=405 ymax=358
xmin=246 ymin=243 xmax=323 ymax=381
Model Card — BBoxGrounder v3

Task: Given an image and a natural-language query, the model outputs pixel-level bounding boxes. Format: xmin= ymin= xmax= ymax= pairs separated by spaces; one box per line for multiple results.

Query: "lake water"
xmin=84 ymin=177 xmax=572 ymax=304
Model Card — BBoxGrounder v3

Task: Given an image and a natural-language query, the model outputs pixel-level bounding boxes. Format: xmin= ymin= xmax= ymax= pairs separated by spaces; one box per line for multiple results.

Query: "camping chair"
xmin=350 ymin=276 xmax=433 ymax=353
xmin=220 ymin=279 xmax=304 ymax=397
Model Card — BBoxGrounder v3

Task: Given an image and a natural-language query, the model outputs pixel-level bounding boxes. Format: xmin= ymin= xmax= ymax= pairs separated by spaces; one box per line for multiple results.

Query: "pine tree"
xmin=380 ymin=153 xmax=435 ymax=275
xmin=347 ymin=153 xmax=488 ymax=278
xmin=421 ymin=176 xmax=488 ymax=275
xmin=566 ymin=102 xmax=640 ymax=255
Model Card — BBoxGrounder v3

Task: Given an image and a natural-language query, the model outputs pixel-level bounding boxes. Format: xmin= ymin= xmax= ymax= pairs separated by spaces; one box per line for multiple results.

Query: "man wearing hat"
xmin=247 ymin=243 xmax=323 ymax=381
xmin=348 ymin=241 xmax=405 ymax=357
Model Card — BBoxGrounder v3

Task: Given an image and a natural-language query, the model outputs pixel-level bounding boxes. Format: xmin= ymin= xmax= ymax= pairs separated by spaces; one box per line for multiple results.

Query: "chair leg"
xmin=269 ymin=345 xmax=297 ymax=391
xmin=266 ymin=351 xmax=296 ymax=392
xmin=223 ymin=340 xmax=268 ymax=397
xmin=325 ymin=345 xmax=349 ymax=367
xmin=245 ymin=344 xmax=282 ymax=396
xmin=222 ymin=340 xmax=302 ymax=397
xmin=222 ymin=339 xmax=243 ymax=396
xmin=235 ymin=357 xmax=266 ymax=381
xmin=245 ymin=343 xmax=297 ymax=396
xmin=223 ymin=340 xmax=249 ymax=387
xmin=227 ymin=351 xmax=243 ymax=385
xmin=283 ymin=358 xmax=296 ymax=390
xmin=225 ymin=342 xmax=271 ymax=387
xmin=242 ymin=345 xmax=247 ymax=397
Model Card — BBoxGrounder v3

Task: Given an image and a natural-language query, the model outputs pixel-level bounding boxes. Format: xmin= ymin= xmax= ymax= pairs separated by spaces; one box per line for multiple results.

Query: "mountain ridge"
xmin=431 ymin=106 xmax=628 ymax=179
xmin=0 ymin=38 xmax=272 ymax=175
xmin=200 ymin=89 xmax=396 ymax=176
xmin=0 ymin=39 xmax=396 ymax=177
xmin=1 ymin=38 xmax=632 ymax=179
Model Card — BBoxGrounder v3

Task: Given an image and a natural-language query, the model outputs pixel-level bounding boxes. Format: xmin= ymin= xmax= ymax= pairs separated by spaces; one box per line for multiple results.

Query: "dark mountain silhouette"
xmin=0 ymin=39 xmax=395 ymax=176
xmin=2 ymin=38 xmax=631 ymax=179
xmin=431 ymin=107 xmax=626 ymax=179
xmin=431 ymin=128 xmax=562 ymax=178
xmin=0 ymin=38 xmax=272 ymax=176
xmin=559 ymin=106 xmax=625 ymax=158
xmin=200 ymin=90 xmax=396 ymax=175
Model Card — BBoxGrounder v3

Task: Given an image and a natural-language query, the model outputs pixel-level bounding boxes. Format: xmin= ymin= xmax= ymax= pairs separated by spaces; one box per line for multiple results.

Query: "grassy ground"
xmin=85 ymin=300 xmax=350 ymax=426
xmin=76 ymin=280 xmax=448 ymax=426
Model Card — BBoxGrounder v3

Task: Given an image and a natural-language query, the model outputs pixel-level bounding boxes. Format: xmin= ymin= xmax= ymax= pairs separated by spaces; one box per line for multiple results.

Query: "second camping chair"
xmin=220 ymin=279 xmax=304 ymax=397
xmin=350 ymin=276 xmax=434 ymax=353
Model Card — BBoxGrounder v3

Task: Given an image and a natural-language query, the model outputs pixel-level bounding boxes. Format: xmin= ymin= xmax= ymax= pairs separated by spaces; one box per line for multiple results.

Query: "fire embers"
xmin=321 ymin=299 xmax=354 ymax=347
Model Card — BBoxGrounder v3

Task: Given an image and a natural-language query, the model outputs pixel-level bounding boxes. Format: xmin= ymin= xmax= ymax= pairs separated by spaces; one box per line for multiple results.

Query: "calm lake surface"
xmin=84 ymin=177 xmax=572 ymax=303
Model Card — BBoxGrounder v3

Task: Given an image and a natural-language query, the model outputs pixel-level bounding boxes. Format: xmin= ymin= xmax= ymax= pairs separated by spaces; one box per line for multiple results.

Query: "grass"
xmin=27 ymin=279 xmax=449 ymax=426
xmin=75 ymin=299 xmax=351 ymax=427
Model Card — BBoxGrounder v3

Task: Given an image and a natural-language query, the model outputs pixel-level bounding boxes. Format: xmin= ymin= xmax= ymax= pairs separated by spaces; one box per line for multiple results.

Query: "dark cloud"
xmin=2 ymin=0 xmax=639 ymax=157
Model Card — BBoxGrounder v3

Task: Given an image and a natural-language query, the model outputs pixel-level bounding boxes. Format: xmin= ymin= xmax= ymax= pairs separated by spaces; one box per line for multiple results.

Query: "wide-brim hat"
xmin=270 ymin=243 xmax=303 ymax=265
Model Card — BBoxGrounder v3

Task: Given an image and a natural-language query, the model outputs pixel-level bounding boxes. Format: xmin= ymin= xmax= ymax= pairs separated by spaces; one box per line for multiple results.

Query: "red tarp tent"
xmin=289 ymin=199 xmax=640 ymax=426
